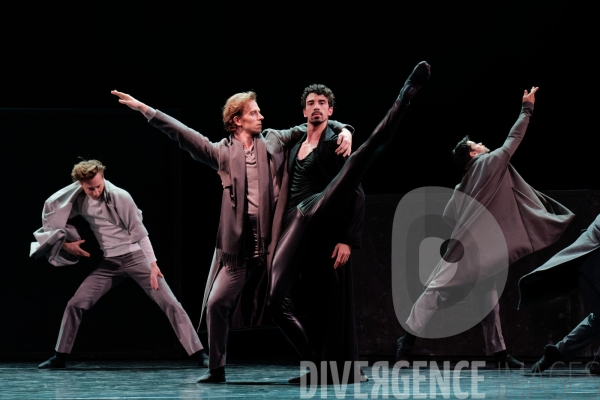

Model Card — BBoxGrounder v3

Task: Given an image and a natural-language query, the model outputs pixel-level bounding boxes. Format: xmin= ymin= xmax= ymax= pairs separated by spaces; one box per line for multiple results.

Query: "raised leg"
xmin=268 ymin=62 xmax=431 ymax=361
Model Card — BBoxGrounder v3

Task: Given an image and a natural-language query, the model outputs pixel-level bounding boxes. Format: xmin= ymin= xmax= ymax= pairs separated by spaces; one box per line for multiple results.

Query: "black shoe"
xmin=589 ymin=356 xmax=600 ymax=375
xmin=396 ymin=335 xmax=413 ymax=364
xmin=38 ymin=354 xmax=66 ymax=369
xmin=399 ymin=61 xmax=431 ymax=103
xmin=197 ymin=366 xmax=226 ymax=383
xmin=196 ymin=349 xmax=209 ymax=368
xmin=494 ymin=351 xmax=524 ymax=369
xmin=531 ymin=345 xmax=567 ymax=373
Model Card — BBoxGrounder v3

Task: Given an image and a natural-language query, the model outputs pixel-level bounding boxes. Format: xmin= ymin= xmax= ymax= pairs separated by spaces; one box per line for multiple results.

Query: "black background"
xmin=1 ymin=1 xmax=596 ymax=360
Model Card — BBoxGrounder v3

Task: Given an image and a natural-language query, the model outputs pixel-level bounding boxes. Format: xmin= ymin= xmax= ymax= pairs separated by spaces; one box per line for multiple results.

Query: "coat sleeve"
xmin=149 ymin=110 xmax=220 ymax=170
xmin=30 ymin=191 xmax=82 ymax=266
xmin=111 ymin=188 xmax=149 ymax=243
xmin=495 ymin=102 xmax=534 ymax=159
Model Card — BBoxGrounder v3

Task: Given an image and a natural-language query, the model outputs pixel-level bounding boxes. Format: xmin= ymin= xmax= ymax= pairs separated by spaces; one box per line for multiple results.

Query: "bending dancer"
xmin=399 ymin=87 xmax=574 ymax=368
xmin=31 ymin=160 xmax=206 ymax=369
xmin=267 ymin=61 xmax=431 ymax=384
xmin=112 ymin=89 xmax=353 ymax=383
xmin=522 ymin=215 xmax=600 ymax=374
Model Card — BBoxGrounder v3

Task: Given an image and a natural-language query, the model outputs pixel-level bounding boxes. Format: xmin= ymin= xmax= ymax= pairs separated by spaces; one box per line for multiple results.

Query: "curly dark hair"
xmin=452 ymin=135 xmax=473 ymax=170
xmin=300 ymin=84 xmax=335 ymax=108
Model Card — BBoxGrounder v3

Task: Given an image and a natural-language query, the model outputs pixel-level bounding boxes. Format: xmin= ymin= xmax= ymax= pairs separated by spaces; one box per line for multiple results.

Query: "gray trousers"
xmin=481 ymin=301 xmax=506 ymax=355
xmin=410 ymin=285 xmax=506 ymax=355
xmin=556 ymin=249 xmax=600 ymax=359
xmin=205 ymin=259 xmax=259 ymax=369
xmin=55 ymin=250 xmax=203 ymax=355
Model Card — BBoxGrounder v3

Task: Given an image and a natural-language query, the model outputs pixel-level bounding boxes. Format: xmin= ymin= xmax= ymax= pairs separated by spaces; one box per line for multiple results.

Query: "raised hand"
xmin=62 ymin=240 xmax=90 ymax=258
xmin=111 ymin=90 xmax=149 ymax=114
xmin=523 ymin=86 xmax=539 ymax=104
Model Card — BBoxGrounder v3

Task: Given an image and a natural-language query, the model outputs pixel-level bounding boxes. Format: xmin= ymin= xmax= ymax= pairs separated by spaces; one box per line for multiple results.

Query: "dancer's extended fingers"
xmin=79 ymin=248 xmax=91 ymax=257
xmin=334 ymin=253 xmax=342 ymax=269
xmin=335 ymin=141 xmax=349 ymax=156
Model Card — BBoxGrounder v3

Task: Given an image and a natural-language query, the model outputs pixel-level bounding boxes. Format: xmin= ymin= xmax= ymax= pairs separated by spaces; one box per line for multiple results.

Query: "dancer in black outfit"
xmin=267 ymin=61 xmax=431 ymax=384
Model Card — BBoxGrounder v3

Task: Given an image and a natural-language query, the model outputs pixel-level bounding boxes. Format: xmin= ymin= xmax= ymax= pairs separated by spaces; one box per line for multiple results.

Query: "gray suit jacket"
xmin=518 ymin=214 xmax=600 ymax=309
xmin=30 ymin=179 xmax=148 ymax=266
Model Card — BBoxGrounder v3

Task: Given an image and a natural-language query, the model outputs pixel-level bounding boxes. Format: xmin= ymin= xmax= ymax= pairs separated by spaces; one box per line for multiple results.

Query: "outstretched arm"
xmin=111 ymin=90 xmax=220 ymax=169
xmin=111 ymin=90 xmax=150 ymax=115
xmin=498 ymin=86 xmax=538 ymax=158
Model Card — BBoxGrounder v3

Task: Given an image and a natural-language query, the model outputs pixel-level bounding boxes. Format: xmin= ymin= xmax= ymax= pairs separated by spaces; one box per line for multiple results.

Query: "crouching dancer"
xmin=31 ymin=159 xmax=207 ymax=368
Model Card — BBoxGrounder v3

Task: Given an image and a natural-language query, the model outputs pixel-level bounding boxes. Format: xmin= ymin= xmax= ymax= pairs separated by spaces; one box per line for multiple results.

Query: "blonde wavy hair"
xmin=71 ymin=159 xmax=106 ymax=182
xmin=222 ymin=91 xmax=256 ymax=133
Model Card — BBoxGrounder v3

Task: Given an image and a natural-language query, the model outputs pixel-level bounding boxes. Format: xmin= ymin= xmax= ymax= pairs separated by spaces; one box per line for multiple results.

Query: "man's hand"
xmin=523 ymin=86 xmax=539 ymax=104
xmin=331 ymin=243 xmax=351 ymax=269
xmin=62 ymin=240 xmax=90 ymax=257
xmin=335 ymin=128 xmax=353 ymax=157
xmin=150 ymin=262 xmax=164 ymax=290
xmin=111 ymin=90 xmax=149 ymax=114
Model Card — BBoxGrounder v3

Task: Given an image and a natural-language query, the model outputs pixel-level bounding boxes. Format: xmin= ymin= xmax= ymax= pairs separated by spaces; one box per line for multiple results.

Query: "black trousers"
xmin=267 ymin=93 xmax=411 ymax=363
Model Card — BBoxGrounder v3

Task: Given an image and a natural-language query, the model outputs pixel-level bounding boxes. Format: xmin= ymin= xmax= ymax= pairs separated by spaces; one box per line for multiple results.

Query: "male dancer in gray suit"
xmin=32 ymin=159 xmax=206 ymax=369
xmin=112 ymin=89 xmax=352 ymax=383
xmin=522 ymin=214 xmax=600 ymax=374
xmin=398 ymin=87 xmax=574 ymax=368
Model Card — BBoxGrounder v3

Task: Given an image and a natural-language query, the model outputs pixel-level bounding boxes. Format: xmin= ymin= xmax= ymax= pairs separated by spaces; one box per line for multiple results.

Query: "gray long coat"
xmin=30 ymin=180 xmax=148 ymax=266
xmin=518 ymin=214 xmax=600 ymax=309
xmin=406 ymin=102 xmax=574 ymax=332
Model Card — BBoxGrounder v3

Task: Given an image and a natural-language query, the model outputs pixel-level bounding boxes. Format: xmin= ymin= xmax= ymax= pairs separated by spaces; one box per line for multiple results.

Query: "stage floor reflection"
xmin=1 ymin=359 xmax=599 ymax=399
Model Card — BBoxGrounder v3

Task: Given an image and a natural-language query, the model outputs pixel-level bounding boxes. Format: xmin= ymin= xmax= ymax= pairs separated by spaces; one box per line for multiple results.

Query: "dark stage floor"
xmin=1 ymin=359 xmax=599 ymax=399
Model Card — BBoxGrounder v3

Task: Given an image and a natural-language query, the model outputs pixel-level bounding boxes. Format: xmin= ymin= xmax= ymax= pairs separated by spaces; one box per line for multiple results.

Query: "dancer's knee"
xmin=206 ymin=292 xmax=231 ymax=316
xmin=66 ymin=295 xmax=93 ymax=313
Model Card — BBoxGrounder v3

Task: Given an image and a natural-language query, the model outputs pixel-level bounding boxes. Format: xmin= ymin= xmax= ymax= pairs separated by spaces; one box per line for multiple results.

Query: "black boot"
xmin=195 ymin=349 xmax=209 ymax=368
xmin=398 ymin=61 xmax=431 ymax=103
xmin=396 ymin=333 xmax=416 ymax=364
xmin=38 ymin=352 xmax=67 ymax=369
xmin=197 ymin=366 xmax=226 ymax=383
xmin=531 ymin=345 xmax=567 ymax=373
xmin=589 ymin=355 xmax=600 ymax=375
xmin=494 ymin=350 xmax=524 ymax=368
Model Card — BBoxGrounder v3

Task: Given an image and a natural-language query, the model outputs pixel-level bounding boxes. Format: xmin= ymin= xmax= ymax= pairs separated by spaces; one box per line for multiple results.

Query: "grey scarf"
xmin=216 ymin=134 xmax=273 ymax=270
